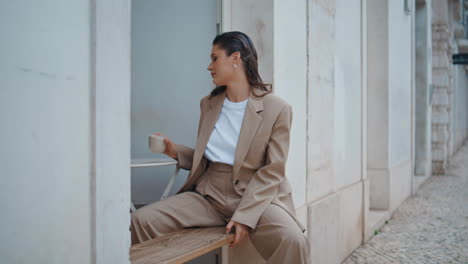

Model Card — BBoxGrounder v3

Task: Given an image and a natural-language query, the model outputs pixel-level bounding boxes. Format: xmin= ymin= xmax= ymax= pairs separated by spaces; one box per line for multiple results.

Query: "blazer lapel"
xmin=190 ymin=90 xmax=226 ymax=175
xmin=232 ymin=94 xmax=263 ymax=179
xmin=190 ymin=88 xmax=265 ymax=179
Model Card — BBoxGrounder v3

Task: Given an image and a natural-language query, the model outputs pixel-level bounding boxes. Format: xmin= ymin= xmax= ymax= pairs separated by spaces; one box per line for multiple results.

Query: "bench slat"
xmin=130 ymin=227 xmax=234 ymax=264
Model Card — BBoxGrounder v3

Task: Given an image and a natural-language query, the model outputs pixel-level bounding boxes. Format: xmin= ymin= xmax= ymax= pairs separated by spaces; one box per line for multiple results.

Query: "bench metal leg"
xmin=130 ymin=164 xmax=181 ymax=212
xmin=221 ymin=245 xmax=229 ymax=264
xmin=160 ymin=164 xmax=181 ymax=200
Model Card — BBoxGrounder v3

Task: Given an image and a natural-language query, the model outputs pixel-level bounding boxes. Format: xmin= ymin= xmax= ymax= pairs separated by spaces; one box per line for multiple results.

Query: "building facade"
xmin=1 ymin=0 xmax=467 ymax=263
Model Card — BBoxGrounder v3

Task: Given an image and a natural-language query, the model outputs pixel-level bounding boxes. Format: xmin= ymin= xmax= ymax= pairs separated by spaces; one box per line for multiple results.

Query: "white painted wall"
xmin=93 ymin=1 xmax=131 ymax=263
xmin=0 ymin=1 xmax=92 ymax=263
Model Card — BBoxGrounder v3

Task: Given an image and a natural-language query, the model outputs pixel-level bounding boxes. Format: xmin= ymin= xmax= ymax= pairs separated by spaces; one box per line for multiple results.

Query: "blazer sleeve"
xmin=230 ymin=103 xmax=293 ymax=231
xmin=174 ymin=96 xmax=206 ymax=170
xmin=174 ymin=144 xmax=195 ymax=170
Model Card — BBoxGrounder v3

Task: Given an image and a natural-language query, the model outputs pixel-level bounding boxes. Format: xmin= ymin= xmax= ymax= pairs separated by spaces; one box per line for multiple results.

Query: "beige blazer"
xmin=174 ymin=87 xmax=305 ymax=232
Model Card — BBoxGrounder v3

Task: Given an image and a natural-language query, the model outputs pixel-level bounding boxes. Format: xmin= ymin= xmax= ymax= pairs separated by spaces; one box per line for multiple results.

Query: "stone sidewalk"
xmin=343 ymin=142 xmax=468 ymax=264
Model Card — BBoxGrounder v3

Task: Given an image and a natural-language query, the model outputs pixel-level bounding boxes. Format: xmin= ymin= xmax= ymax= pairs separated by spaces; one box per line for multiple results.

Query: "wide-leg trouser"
xmin=130 ymin=161 xmax=310 ymax=264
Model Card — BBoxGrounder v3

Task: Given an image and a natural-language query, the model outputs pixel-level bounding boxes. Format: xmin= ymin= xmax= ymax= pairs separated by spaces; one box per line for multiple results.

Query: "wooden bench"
xmin=130 ymin=227 xmax=234 ymax=264
xmin=131 ymin=159 xmax=233 ymax=263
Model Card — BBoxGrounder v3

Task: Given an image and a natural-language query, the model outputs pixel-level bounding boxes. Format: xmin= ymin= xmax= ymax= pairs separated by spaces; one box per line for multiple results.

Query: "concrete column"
xmin=414 ymin=0 xmax=433 ymax=177
xmin=93 ymin=0 xmax=132 ymax=262
xmin=367 ymin=0 xmax=390 ymax=210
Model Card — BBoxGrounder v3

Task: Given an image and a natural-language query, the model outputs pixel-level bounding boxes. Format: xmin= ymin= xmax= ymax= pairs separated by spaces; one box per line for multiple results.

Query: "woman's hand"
xmin=226 ymin=220 xmax=250 ymax=248
xmin=153 ymin=133 xmax=178 ymax=160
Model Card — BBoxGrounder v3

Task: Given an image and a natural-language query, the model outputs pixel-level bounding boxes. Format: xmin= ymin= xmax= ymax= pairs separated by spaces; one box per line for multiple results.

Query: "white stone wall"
xmin=388 ymin=0 xmax=413 ymax=212
xmin=431 ymin=0 xmax=468 ymax=173
xmin=2 ymin=0 xmax=465 ymax=263
xmin=306 ymin=0 xmax=365 ymax=262
xmin=414 ymin=0 xmax=433 ymax=177
xmin=389 ymin=0 xmax=413 ymax=166
xmin=273 ymin=0 xmax=308 ymax=209
xmin=231 ymin=0 xmax=274 ymax=86
xmin=225 ymin=0 xmax=366 ymax=263
xmin=226 ymin=0 xmax=427 ymax=262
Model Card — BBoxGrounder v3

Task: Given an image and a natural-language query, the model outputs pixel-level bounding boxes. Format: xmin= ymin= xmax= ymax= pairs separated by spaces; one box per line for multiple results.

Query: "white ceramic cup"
xmin=149 ymin=134 xmax=166 ymax=154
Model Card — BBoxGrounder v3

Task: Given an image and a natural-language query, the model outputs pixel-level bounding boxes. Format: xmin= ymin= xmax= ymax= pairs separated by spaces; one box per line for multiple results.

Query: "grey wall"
xmin=131 ymin=0 xmax=218 ymax=204
xmin=131 ymin=2 xmax=219 ymax=262
xmin=454 ymin=66 xmax=468 ymax=150
xmin=0 ymin=1 xmax=92 ymax=263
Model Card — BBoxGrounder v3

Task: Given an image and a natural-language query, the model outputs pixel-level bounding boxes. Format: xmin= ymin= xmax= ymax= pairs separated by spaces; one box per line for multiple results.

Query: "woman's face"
xmin=207 ymin=44 xmax=240 ymax=86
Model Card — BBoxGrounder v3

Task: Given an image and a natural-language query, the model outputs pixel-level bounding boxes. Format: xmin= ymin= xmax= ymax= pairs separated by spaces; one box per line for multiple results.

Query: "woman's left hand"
xmin=226 ymin=220 xmax=250 ymax=248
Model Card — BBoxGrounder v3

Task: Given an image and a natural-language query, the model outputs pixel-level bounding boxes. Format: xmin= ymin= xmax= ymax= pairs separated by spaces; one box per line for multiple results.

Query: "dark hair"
xmin=209 ymin=31 xmax=273 ymax=99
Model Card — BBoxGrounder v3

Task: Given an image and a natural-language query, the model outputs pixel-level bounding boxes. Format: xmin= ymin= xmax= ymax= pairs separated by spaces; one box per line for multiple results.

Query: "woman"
xmin=131 ymin=31 xmax=310 ymax=263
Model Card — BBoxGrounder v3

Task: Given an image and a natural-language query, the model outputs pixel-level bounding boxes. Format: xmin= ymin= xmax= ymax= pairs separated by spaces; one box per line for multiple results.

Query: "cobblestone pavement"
xmin=343 ymin=142 xmax=468 ymax=264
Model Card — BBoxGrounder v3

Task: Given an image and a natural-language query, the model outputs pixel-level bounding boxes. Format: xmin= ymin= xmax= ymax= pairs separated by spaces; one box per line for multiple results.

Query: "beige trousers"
xmin=131 ymin=161 xmax=310 ymax=264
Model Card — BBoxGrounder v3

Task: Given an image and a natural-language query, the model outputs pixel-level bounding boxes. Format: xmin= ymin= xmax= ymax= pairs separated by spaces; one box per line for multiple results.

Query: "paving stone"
xmin=343 ymin=142 xmax=468 ymax=264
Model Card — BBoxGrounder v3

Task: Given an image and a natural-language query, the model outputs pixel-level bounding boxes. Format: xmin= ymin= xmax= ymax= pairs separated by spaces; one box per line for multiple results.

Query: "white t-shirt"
xmin=204 ymin=96 xmax=249 ymax=165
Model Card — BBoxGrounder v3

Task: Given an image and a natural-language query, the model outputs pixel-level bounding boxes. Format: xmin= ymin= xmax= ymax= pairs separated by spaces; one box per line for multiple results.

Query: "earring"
xmin=233 ymin=63 xmax=238 ymax=68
